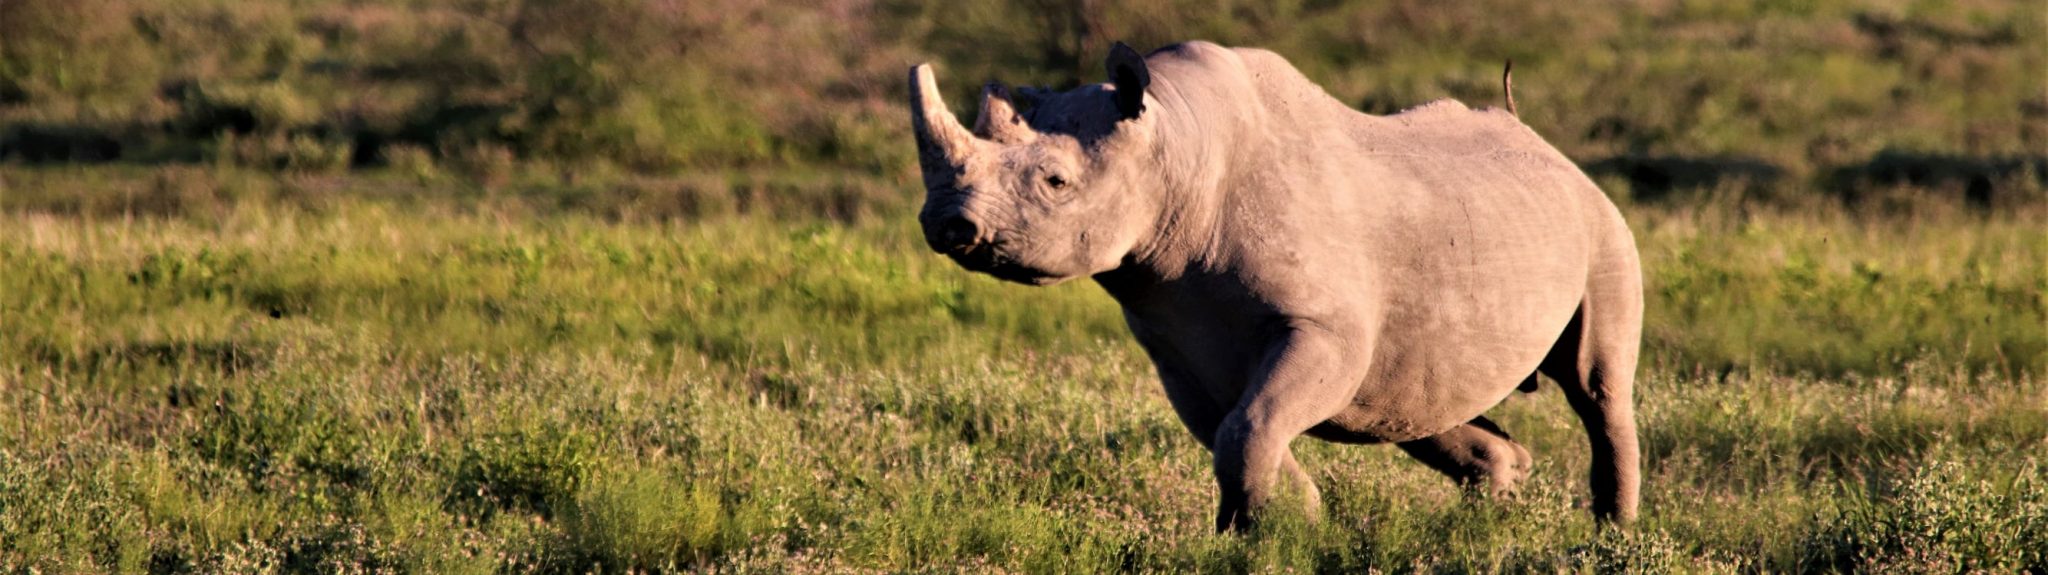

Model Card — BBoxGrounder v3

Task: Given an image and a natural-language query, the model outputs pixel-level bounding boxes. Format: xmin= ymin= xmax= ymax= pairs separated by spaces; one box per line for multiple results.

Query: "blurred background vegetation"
xmin=0 ymin=0 xmax=2042 ymax=207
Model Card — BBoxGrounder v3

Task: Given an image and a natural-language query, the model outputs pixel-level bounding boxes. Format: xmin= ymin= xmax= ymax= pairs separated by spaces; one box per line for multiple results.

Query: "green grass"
xmin=4 ymin=0 xmax=2043 ymax=571
xmin=1 ymin=170 xmax=2041 ymax=572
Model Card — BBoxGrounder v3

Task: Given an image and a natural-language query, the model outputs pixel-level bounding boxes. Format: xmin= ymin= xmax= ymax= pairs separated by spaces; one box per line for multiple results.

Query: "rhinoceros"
xmin=908 ymin=41 xmax=1642 ymax=531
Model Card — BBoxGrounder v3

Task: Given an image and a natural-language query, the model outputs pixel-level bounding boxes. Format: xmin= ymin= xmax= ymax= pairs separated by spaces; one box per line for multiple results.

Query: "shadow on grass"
xmin=0 ymin=122 xmax=125 ymax=163
xmin=1583 ymin=154 xmax=1787 ymax=202
xmin=1824 ymin=150 xmax=2048 ymax=208
xmin=24 ymin=338 xmax=267 ymax=379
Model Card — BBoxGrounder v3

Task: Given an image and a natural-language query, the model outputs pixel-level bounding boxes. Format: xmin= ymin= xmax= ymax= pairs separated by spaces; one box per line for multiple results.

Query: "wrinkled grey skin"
xmin=910 ymin=41 xmax=1643 ymax=531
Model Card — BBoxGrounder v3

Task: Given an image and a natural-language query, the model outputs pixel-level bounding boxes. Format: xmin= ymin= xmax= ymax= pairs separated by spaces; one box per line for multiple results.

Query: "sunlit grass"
xmin=1 ymin=173 xmax=2041 ymax=571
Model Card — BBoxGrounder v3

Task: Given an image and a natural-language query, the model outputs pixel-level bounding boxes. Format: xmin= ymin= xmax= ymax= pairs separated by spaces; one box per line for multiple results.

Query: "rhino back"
xmin=1147 ymin=46 xmax=1621 ymax=434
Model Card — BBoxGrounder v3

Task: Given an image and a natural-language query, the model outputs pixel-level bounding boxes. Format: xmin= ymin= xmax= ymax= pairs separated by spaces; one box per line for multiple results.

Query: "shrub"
xmin=0 ymin=0 xmax=160 ymax=110
xmin=557 ymin=471 xmax=724 ymax=570
xmin=1805 ymin=459 xmax=2048 ymax=572
xmin=179 ymin=82 xmax=319 ymax=136
xmin=188 ymin=385 xmax=377 ymax=493
xmin=381 ymin=144 xmax=440 ymax=183
xmin=449 ymin=423 xmax=601 ymax=518
xmin=444 ymin=142 xmax=517 ymax=189
xmin=1570 ymin=529 xmax=1748 ymax=573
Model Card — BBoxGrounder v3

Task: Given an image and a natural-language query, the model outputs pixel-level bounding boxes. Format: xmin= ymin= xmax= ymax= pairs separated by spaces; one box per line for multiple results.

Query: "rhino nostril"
xmin=936 ymin=214 xmax=982 ymax=251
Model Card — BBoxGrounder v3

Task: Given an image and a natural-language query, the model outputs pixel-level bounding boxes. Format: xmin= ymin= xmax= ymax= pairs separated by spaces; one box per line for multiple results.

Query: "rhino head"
xmin=910 ymin=43 xmax=1159 ymax=285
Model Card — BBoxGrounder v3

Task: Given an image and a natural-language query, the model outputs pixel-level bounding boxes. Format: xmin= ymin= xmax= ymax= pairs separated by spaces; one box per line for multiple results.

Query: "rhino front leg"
xmin=1212 ymin=325 xmax=1362 ymax=532
xmin=1160 ymin=369 xmax=1324 ymax=525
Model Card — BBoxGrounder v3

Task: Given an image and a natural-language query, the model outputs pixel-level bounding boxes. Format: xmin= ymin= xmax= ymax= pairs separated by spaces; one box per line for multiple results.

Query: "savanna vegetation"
xmin=0 ymin=0 xmax=2042 ymax=572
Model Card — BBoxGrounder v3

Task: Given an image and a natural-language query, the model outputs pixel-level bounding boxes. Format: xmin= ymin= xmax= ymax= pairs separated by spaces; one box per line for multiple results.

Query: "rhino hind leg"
xmin=1396 ymin=416 xmax=1533 ymax=495
xmin=1540 ymin=293 xmax=1643 ymax=524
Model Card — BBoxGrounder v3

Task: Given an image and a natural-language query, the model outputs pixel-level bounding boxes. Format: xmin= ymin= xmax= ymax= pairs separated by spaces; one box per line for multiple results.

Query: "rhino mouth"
xmin=946 ymin=246 xmax=1060 ymax=285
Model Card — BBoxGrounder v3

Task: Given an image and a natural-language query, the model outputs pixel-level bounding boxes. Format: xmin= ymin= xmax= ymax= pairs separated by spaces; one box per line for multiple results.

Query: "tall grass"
xmin=3 ymin=0 xmax=2042 ymax=571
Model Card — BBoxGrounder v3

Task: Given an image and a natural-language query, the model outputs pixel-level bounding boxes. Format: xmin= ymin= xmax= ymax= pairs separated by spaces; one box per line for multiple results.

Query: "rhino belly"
xmin=1318 ymin=256 xmax=1587 ymax=443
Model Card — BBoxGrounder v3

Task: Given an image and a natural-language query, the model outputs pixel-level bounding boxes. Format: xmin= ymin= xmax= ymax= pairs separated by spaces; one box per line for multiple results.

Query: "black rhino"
xmin=909 ymin=41 xmax=1643 ymax=531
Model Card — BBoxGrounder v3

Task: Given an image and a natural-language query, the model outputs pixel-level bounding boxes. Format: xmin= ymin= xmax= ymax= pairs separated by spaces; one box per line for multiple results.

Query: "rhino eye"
xmin=1045 ymin=174 xmax=1069 ymax=189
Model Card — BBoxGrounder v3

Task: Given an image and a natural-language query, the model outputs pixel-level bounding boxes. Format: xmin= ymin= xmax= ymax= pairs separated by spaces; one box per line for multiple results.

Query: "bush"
xmin=188 ymin=385 xmax=377 ymax=492
xmin=3 ymin=0 xmax=2040 ymax=187
xmin=557 ymin=471 xmax=724 ymax=570
xmin=381 ymin=144 xmax=439 ymax=182
xmin=1571 ymin=529 xmax=1748 ymax=573
xmin=0 ymin=0 xmax=160 ymax=110
xmin=449 ymin=423 xmax=601 ymax=518
xmin=0 ymin=452 xmax=153 ymax=572
xmin=180 ymin=82 xmax=319 ymax=136
xmin=443 ymin=141 xmax=517 ymax=189
xmin=1806 ymin=459 xmax=2048 ymax=572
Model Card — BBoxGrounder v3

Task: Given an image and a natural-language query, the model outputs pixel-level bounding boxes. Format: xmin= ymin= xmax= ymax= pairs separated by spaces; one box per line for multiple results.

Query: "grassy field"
xmin=2 ymin=0 xmax=2045 ymax=572
xmin=0 ymin=168 xmax=2042 ymax=572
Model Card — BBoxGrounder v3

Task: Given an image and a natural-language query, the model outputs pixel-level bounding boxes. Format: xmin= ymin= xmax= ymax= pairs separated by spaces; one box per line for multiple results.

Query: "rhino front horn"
xmin=909 ymin=64 xmax=977 ymax=180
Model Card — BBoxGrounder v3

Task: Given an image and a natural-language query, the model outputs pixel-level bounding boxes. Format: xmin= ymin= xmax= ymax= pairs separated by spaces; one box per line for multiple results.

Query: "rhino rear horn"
xmin=974 ymin=82 xmax=1037 ymax=144
xmin=909 ymin=64 xmax=977 ymax=179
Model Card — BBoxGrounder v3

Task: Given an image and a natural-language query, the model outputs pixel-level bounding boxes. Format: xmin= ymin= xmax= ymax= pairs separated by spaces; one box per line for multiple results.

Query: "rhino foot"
xmin=1396 ymin=415 xmax=1533 ymax=496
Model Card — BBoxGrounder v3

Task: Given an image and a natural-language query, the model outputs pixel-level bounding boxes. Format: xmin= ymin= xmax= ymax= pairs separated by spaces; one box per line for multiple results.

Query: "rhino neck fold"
xmin=1113 ymin=68 xmax=1250 ymax=290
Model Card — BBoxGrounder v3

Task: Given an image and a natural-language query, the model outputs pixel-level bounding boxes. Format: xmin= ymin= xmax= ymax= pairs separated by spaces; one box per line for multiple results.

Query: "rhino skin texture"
xmin=909 ymin=41 xmax=1642 ymax=532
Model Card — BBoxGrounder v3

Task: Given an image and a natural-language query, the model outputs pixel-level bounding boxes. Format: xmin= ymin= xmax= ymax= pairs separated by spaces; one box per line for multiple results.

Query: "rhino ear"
xmin=1012 ymin=86 xmax=1048 ymax=110
xmin=1106 ymin=41 xmax=1149 ymax=120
